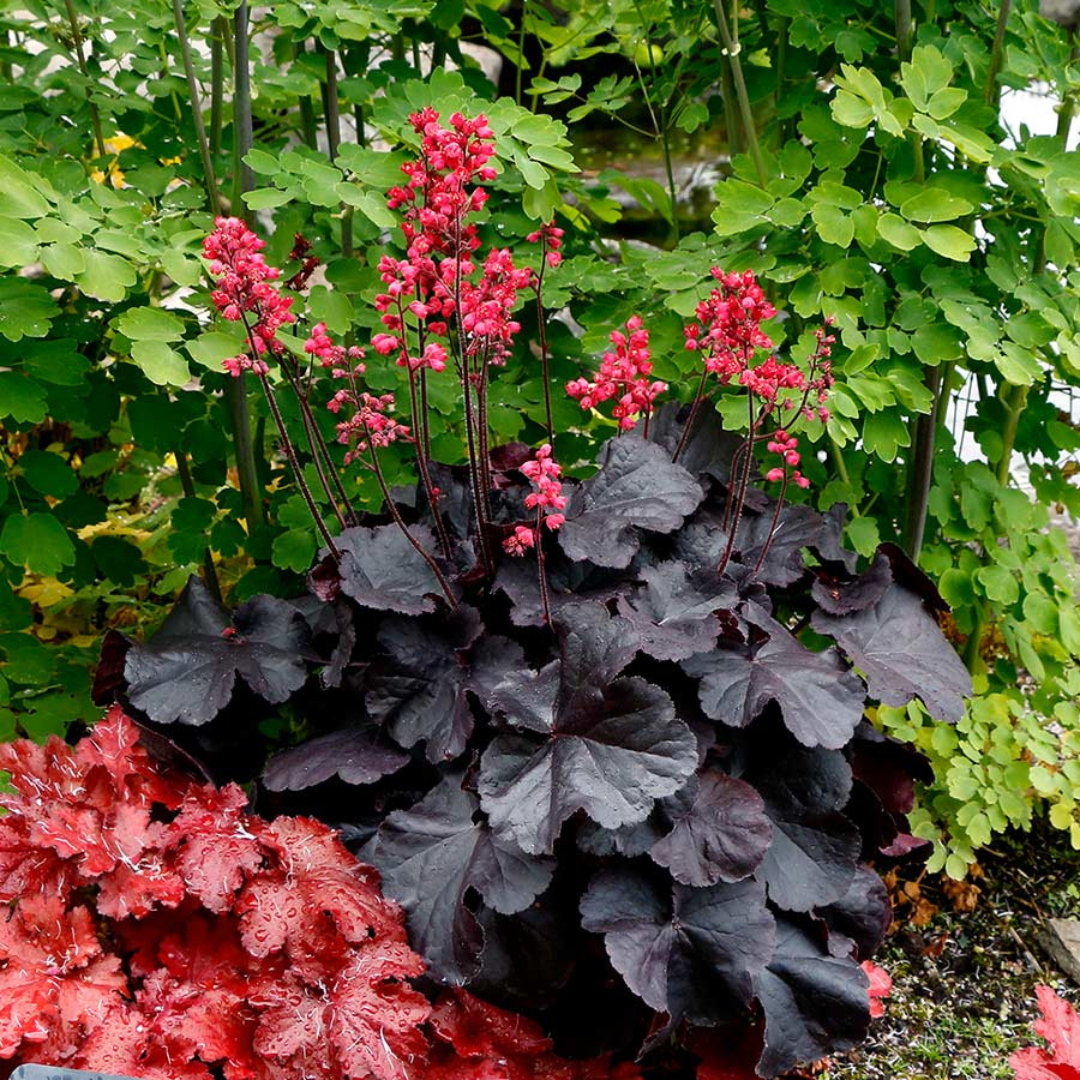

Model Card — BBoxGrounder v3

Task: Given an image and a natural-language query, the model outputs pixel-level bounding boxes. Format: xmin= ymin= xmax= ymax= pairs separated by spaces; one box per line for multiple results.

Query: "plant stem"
xmin=368 ymin=444 xmax=457 ymax=607
xmin=232 ymin=1 xmax=254 ymax=220
xmin=406 ymin=370 xmax=452 ymax=557
xmin=901 ymin=364 xmax=943 ymax=561
xmin=171 ymin=0 xmax=220 ymax=214
xmin=711 ymin=0 xmax=768 ymax=187
xmin=672 ymin=366 xmax=710 ymax=462
xmin=718 ymin=391 xmax=757 ymax=575
xmin=984 ymin=0 xmax=1013 ymax=107
xmin=175 ymin=448 xmax=223 ymax=601
xmin=894 ymin=0 xmax=913 ymax=63
xmin=210 ymin=16 xmax=224 ymax=156
xmin=62 ymin=0 xmax=105 ymax=158
xmin=753 ymin=473 xmax=789 ymax=576
xmin=295 ymin=41 xmax=318 ymax=149
xmin=536 ymin=509 xmax=551 ymax=627
xmin=534 ymin=254 xmax=555 ymax=443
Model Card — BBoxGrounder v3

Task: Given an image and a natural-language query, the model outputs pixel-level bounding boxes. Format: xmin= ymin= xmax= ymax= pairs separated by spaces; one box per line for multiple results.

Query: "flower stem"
xmin=753 ymin=473 xmax=788 ymax=577
xmin=406 ymin=370 xmax=453 ymax=557
xmin=984 ymin=0 xmax=1013 ymax=107
xmin=534 ymin=254 xmax=555 ymax=443
xmin=210 ymin=17 xmax=225 ymax=156
xmin=718 ymin=391 xmax=757 ymax=576
xmin=537 ymin=509 xmax=552 ymax=627
xmin=673 ymin=366 xmax=710 ymax=462
xmin=368 ymin=444 xmax=457 ymax=607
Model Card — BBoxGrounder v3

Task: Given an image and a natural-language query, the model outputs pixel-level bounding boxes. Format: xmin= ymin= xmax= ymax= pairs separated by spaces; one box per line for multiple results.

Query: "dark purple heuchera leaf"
xmin=262 ymin=726 xmax=409 ymax=791
xmin=817 ymin=865 xmax=892 ymax=960
xmin=753 ymin=743 xmax=861 ymax=913
xmin=682 ymin=602 xmax=866 ymax=750
xmin=815 ymin=503 xmax=859 ymax=573
xmin=579 ymin=866 xmax=775 ymax=1024
xmin=755 ymin=918 xmax=871 ymax=1079
xmin=477 ymin=602 xmax=698 ymax=854
xmin=125 ymin=577 xmax=311 ymax=726
xmin=849 ymin=722 xmax=934 ymax=817
xmin=736 ymin=502 xmax=822 ymax=588
xmin=616 ymin=562 xmax=737 ymax=662
xmin=812 ymin=580 xmax=971 ymax=723
xmin=494 ymin=551 xmax=628 ymax=628
xmin=646 ymin=400 xmax=744 ymax=482
xmin=650 ymin=771 xmax=773 ymax=887
xmin=313 ymin=523 xmax=446 ymax=614
xmin=365 ymin=606 xmax=489 ymax=763
xmin=559 ymin=437 xmax=704 ymax=569
xmin=371 ymin=775 xmax=554 ymax=983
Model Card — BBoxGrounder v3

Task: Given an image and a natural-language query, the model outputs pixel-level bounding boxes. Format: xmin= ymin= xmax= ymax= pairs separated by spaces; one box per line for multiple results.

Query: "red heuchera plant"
xmin=0 ymin=707 xmax=635 ymax=1080
xmin=1011 ymin=985 xmax=1080 ymax=1080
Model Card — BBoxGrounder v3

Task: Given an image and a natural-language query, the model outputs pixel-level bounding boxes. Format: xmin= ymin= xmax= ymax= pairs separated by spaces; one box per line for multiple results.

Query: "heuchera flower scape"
xmin=85 ymin=109 xmax=973 ymax=1078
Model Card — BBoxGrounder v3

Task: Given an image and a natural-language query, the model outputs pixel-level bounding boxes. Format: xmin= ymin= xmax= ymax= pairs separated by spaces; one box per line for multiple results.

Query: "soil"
xmin=829 ymin=822 xmax=1080 ymax=1080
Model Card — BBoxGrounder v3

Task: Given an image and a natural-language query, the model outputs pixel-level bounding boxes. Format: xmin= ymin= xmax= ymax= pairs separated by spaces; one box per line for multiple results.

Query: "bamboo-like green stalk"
xmin=295 ymin=42 xmax=318 ymax=149
xmin=170 ymin=0 xmax=221 ymax=214
xmin=61 ymin=0 xmax=106 ymax=158
xmin=227 ymin=0 xmax=264 ymax=531
xmin=232 ymin=1 xmax=254 ymax=217
xmin=210 ymin=17 xmax=224 ymax=156
xmin=984 ymin=0 xmax=1013 ymax=107
xmin=711 ymin=0 xmax=767 ymax=187
xmin=901 ymin=364 xmax=946 ymax=560
xmin=175 ymin=448 xmax=223 ymax=601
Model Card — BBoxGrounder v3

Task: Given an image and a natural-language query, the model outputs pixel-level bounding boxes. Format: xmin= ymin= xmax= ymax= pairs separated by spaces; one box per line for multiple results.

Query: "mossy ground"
xmin=828 ymin=823 xmax=1080 ymax=1080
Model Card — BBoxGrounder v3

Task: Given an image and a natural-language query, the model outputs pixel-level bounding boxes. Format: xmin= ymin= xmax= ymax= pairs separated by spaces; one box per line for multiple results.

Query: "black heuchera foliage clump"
xmin=102 ymin=408 xmax=971 ymax=1078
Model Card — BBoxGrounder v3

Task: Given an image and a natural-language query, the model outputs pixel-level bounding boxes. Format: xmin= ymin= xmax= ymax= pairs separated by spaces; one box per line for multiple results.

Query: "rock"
xmin=1038 ymin=918 xmax=1080 ymax=982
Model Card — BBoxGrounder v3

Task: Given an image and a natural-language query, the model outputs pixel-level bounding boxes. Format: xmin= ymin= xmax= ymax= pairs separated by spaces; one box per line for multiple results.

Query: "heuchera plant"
xmin=0 ymin=708 xmax=636 ymax=1080
xmin=99 ymin=109 xmax=973 ymax=1078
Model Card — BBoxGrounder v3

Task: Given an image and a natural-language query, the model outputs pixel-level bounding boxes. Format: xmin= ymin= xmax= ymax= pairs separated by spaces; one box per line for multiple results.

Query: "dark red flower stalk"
xmin=204 ymin=217 xmax=343 ymax=556
xmin=503 ymin=444 xmax=567 ymax=624
xmin=284 ymin=232 xmax=320 ymax=292
xmin=528 ymin=221 xmax=564 ymax=441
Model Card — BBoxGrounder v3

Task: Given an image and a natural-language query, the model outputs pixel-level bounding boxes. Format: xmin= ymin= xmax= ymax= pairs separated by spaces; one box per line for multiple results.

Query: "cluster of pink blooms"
xmin=304 ymin=321 xmax=366 ymax=379
xmin=527 ymin=221 xmax=565 ymax=269
xmin=327 ymin=389 xmax=410 ymax=465
xmin=765 ymin=431 xmax=809 ymax=489
xmin=683 ymin=268 xmax=777 ymax=382
xmin=503 ymin=444 xmax=567 ymax=556
xmin=566 ymin=316 xmax=668 ymax=431
xmin=374 ymin=109 xmax=543 ymax=374
xmin=203 ymin=217 xmax=295 ymax=377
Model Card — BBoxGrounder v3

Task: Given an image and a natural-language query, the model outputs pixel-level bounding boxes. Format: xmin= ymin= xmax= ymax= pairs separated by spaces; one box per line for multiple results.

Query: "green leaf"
xmin=186 ymin=328 xmax=245 ymax=370
xmin=0 ymin=373 xmax=47 ymax=422
xmin=861 ymin=412 xmax=910 ymax=461
xmin=0 ymin=280 xmax=58 ymax=341
xmin=845 ymin=515 xmax=880 ymax=557
xmin=911 ymin=322 xmax=963 ymax=364
xmin=243 ymin=188 xmax=294 ymax=210
xmin=340 ymin=187 xmax=397 ymax=228
xmin=271 ymin=528 xmax=317 ymax=572
xmin=0 ymin=512 xmax=76 ymax=575
xmin=711 ymin=179 xmax=774 ymax=236
xmin=90 ymin=535 xmax=147 ymax=587
xmin=877 ymin=212 xmax=922 ymax=251
xmin=899 ymin=189 xmax=974 ymax=223
xmin=976 ymin=564 xmax=1019 ymax=605
xmin=20 ymin=449 xmax=77 ymax=498
xmin=920 ymin=225 xmax=976 ymax=262
xmin=926 ymin=87 xmax=967 ymax=120
xmin=114 ymin=306 xmax=186 ymax=342
xmin=0 ymin=215 xmax=39 ymax=267
xmin=308 ymin=287 xmax=354 ymax=335
xmin=170 ymin=497 xmax=216 ymax=563
xmin=939 ymin=568 xmax=976 ymax=607
xmin=76 ymin=250 xmax=137 ymax=302
xmin=131 ymin=341 xmax=191 ymax=387
xmin=244 ymin=148 xmax=282 ymax=175
xmin=810 ymin=203 xmax=854 ymax=247
xmin=0 ymin=155 xmax=52 ymax=218
xmin=41 ymin=242 xmax=85 ymax=279
xmin=994 ymin=342 xmax=1042 ymax=386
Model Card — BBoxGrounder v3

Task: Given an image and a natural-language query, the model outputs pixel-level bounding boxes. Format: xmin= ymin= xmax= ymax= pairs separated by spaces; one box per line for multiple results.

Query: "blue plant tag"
xmin=13 ymin=1066 xmax=141 ymax=1080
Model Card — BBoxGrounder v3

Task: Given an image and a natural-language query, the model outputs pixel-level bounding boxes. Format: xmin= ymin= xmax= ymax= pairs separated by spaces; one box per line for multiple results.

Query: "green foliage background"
xmin=0 ymin=0 xmax=1078 ymax=876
